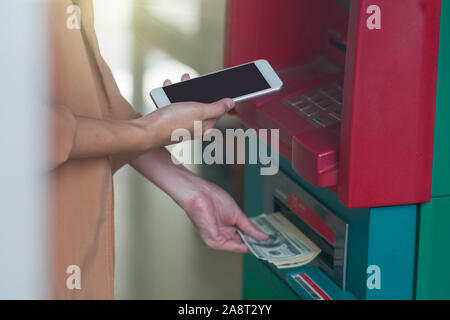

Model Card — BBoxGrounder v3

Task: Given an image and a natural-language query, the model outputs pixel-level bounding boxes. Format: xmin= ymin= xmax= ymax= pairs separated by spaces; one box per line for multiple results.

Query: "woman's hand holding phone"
xmin=133 ymin=74 xmax=235 ymax=151
xmin=131 ymin=74 xmax=267 ymax=253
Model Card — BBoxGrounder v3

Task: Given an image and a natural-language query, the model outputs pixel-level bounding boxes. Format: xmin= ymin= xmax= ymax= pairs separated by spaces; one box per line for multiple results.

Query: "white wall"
xmin=0 ymin=0 xmax=48 ymax=299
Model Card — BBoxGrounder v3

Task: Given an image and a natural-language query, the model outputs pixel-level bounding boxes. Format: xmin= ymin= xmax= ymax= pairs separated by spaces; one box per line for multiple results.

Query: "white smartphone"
xmin=150 ymin=59 xmax=283 ymax=108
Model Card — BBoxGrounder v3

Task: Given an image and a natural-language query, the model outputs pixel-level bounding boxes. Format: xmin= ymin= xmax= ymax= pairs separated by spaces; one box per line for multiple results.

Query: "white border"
xmin=150 ymin=87 xmax=171 ymax=108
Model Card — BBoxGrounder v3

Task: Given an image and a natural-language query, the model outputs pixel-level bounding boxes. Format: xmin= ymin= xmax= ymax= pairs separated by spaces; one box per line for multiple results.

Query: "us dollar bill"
xmin=238 ymin=214 xmax=307 ymax=261
xmin=265 ymin=213 xmax=320 ymax=260
xmin=238 ymin=213 xmax=321 ymax=268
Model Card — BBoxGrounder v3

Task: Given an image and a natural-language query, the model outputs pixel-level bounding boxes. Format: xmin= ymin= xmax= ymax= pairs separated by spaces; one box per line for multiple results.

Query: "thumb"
xmin=203 ymin=98 xmax=235 ymax=119
xmin=236 ymin=214 xmax=269 ymax=241
xmin=218 ymin=98 xmax=235 ymax=112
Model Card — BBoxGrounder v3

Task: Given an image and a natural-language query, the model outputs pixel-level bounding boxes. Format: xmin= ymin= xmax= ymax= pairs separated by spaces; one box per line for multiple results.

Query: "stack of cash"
xmin=238 ymin=212 xmax=321 ymax=269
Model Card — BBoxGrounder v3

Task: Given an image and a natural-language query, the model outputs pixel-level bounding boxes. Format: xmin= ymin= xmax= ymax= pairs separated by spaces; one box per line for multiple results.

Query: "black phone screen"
xmin=163 ymin=63 xmax=270 ymax=104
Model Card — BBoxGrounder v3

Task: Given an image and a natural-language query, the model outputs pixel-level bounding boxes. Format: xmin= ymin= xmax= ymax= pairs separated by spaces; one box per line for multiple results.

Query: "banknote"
xmin=239 ymin=213 xmax=321 ymax=269
xmin=238 ymin=215 xmax=305 ymax=261
xmin=266 ymin=213 xmax=320 ymax=259
xmin=275 ymin=256 xmax=317 ymax=269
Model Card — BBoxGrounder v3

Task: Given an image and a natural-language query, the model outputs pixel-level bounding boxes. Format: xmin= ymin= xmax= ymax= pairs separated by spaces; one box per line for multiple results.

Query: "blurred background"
xmin=93 ymin=0 xmax=245 ymax=299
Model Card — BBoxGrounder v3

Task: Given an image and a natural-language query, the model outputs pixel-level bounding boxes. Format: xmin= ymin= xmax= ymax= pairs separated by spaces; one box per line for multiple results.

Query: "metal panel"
xmin=431 ymin=0 xmax=450 ymax=197
xmin=338 ymin=0 xmax=441 ymax=207
xmin=365 ymin=205 xmax=417 ymax=300
xmin=263 ymin=170 xmax=348 ymax=289
xmin=244 ymin=144 xmax=417 ymax=300
xmin=416 ymin=197 xmax=450 ymax=299
xmin=225 ymin=0 xmax=442 ymax=208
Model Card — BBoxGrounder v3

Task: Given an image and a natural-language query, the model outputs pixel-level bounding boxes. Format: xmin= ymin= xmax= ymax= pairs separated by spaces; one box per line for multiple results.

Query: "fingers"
xmin=236 ymin=214 xmax=269 ymax=241
xmin=202 ymin=230 xmax=250 ymax=253
xmin=202 ymin=98 xmax=235 ymax=119
xmin=217 ymin=239 xmax=250 ymax=253
xmin=231 ymin=231 xmax=242 ymax=240
xmin=181 ymin=73 xmax=190 ymax=81
xmin=217 ymin=98 xmax=235 ymax=112
xmin=164 ymin=73 xmax=190 ymax=86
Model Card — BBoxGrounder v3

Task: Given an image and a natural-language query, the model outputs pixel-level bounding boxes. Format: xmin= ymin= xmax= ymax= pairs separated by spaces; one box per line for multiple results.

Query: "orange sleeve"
xmin=49 ymin=105 xmax=77 ymax=170
xmin=96 ymin=53 xmax=141 ymax=121
xmin=81 ymin=8 xmax=144 ymax=172
xmin=97 ymin=57 xmax=144 ymax=173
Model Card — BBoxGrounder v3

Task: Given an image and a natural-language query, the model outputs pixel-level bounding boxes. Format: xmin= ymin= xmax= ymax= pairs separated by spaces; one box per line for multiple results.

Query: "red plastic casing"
xmin=224 ymin=0 xmax=441 ymax=208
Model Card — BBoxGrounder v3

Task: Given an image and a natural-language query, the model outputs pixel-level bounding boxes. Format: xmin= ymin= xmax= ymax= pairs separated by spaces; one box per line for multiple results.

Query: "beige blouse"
xmin=48 ymin=0 xmax=140 ymax=299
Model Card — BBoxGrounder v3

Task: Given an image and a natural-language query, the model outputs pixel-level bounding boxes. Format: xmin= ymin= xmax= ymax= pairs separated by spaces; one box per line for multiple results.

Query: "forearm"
xmin=50 ymin=105 xmax=148 ymax=168
xmin=131 ymin=148 xmax=202 ymax=203
xmin=68 ymin=115 xmax=150 ymax=160
xmin=131 ymin=146 xmax=269 ymax=253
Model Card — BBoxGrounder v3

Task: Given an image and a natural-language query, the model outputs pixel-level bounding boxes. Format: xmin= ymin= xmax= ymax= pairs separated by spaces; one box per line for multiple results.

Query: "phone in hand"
xmin=150 ymin=59 xmax=283 ymax=108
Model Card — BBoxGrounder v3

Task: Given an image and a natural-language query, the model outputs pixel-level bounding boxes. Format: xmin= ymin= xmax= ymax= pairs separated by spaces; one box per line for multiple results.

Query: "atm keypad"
xmin=300 ymin=105 xmax=320 ymax=117
xmin=329 ymin=110 xmax=342 ymax=121
xmin=313 ymin=114 xmax=337 ymax=127
xmin=284 ymin=80 xmax=343 ymax=128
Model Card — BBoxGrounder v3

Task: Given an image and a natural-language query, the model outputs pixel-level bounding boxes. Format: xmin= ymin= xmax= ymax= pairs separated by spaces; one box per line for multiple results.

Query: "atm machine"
xmin=224 ymin=0 xmax=450 ymax=300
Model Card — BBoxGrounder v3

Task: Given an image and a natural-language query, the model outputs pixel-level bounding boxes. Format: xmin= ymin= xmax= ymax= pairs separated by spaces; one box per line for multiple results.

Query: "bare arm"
xmin=68 ymin=116 xmax=151 ymax=160
xmin=131 ymin=147 xmax=268 ymax=253
xmin=128 ymin=75 xmax=267 ymax=254
xmin=49 ymin=98 xmax=233 ymax=169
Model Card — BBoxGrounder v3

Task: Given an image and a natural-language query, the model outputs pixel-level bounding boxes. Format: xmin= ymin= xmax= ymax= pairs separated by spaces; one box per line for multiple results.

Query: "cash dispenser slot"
xmin=264 ymin=170 xmax=348 ymax=289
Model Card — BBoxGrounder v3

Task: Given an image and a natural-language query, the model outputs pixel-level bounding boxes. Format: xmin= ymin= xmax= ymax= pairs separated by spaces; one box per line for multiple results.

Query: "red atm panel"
xmin=225 ymin=0 xmax=441 ymax=208
xmin=339 ymin=0 xmax=441 ymax=207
